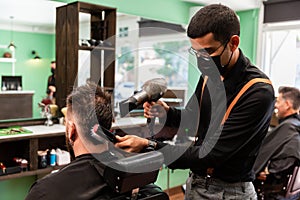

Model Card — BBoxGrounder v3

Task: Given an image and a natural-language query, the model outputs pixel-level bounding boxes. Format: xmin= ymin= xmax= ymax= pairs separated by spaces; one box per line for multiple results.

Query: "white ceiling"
xmin=0 ymin=0 xmax=262 ymax=33
xmin=0 ymin=0 xmax=65 ymax=33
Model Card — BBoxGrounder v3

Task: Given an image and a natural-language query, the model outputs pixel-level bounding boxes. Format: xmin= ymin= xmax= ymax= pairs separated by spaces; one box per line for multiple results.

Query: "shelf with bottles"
xmin=0 ymin=124 xmax=67 ymax=181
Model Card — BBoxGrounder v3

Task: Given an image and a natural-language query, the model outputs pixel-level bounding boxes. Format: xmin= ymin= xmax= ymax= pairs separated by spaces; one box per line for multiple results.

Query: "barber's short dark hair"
xmin=51 ymin=61 xmax=56 ymax=64
xmin=278 ymin=86 xmax=300 ymax=110
xmin=187 ymin=4 xmax=240 ymax=44
xmin=66 ymin=81 xmax=113 ymax=137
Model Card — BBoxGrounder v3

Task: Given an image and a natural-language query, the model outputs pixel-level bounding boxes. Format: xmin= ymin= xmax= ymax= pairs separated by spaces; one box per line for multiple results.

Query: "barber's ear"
xmin=229 ymin=35 xmax=239 ymax=51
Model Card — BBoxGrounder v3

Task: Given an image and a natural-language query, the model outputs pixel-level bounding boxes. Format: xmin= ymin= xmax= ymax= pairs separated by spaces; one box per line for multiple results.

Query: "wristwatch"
xmin=147 ymin=139 xmax=157 ymax=150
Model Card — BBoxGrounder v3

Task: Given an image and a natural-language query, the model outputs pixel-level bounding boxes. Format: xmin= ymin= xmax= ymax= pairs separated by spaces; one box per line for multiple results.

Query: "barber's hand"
xmin=114 ymin=135 xmax=148 ymax=153
xmin=143 ymin=100 xmax=169 ymax=119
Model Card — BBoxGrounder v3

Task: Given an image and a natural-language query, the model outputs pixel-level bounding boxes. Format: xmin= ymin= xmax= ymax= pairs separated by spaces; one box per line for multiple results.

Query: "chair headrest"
xmin=103 ymin=151 xmax=164 ymax=193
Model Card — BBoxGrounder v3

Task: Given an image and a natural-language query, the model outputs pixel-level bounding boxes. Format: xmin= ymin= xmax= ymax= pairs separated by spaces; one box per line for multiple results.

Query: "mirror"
xmin=0 ymin=0 xmax=189 ymax=125
xmin=0 ymin=1 xmax=65 ymax=125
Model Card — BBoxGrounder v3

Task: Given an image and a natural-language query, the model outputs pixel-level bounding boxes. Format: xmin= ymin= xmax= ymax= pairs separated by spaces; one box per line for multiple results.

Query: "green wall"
xmin=0 ymin=176 xmax=35 ymax=200
xmin=0 ymin=30 xmax=55 ymax=118
xmin=238 ymin=9 xmax=259 ymax=64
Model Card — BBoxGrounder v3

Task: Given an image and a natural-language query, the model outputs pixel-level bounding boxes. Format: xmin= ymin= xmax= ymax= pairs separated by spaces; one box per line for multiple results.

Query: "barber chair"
xmin=103 ymin=151 xmax=169 ymax=200
xmin=254 ymin=164 xmax=300 ymax=200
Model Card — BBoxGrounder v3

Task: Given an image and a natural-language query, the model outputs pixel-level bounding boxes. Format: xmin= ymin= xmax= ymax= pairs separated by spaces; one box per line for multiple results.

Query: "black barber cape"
xmin=25 ymin=153 xmax=116 ymax=200
xmin=253 ymin=113 xmax=300 ymax=174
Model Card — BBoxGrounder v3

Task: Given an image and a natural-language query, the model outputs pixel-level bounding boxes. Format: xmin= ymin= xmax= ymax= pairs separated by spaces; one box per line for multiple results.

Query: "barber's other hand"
xmin=114 ymin=135 xmax=148 ymax=153
xmin=143 ymin=100 xmax=169 ymax=119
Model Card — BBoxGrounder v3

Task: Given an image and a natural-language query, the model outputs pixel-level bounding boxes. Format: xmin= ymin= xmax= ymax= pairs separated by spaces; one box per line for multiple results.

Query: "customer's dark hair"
xmin=187 ymin=4 xmax=240 ymax=44
xmin=66 ymin=81 xmax=113 ymax=139
xmin=279 ymin=86 xmax=300 ymax=110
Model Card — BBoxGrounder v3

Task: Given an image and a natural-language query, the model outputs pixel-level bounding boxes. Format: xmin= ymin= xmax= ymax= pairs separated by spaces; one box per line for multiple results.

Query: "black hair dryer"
xmin=119 ymin=78 xmax=167 ymax=137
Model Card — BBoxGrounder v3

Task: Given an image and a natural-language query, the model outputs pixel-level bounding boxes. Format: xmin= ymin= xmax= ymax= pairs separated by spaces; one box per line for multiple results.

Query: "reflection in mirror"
xmin=0 ymin=10 xmax=190 ymax=125
xmin=78 ymin=51 xmax=91 ymax=87
xmin=114 ymin=13 xmax=189 ymax=116
xmin=0 ymin=1 xmax=65 ymax=124
xmin=78 ymin=12 xmax=92 ymax=87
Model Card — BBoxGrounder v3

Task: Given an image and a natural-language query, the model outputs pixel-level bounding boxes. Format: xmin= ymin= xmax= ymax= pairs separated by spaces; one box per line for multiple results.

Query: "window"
xmin=115 ymin=15 xmax=190 ymax=112
xmin=261 ymin=21 xmax=300 ymax=94
xmin=119 ymin=27 xmax=129 ymax=37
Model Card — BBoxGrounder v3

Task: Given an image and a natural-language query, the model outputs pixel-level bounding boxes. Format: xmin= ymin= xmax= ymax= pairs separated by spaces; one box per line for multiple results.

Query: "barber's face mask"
xmin=51 ymin=68 xmax=55 ymax=74
xmin=194 ymin=41 xmax=233 ymax=77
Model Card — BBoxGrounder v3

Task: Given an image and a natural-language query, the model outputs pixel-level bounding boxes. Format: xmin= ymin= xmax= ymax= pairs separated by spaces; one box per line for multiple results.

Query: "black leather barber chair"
xmin=103 ymin=151 xmax=169 ymax=200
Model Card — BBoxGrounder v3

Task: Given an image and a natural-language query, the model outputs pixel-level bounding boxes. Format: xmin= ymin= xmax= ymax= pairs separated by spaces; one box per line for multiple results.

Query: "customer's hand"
xmin=143 ymin=100 xmax=169 ymax=119
xmin=257 ymin=171 xmax=267 ymax=181
xmin=114 ymin=135 xmax=148 ymax=153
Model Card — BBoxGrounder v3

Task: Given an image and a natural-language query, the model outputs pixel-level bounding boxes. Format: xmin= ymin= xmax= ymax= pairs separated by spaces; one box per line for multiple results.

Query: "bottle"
xmin=2 ymin=82 xmax=6 ymax=91
xmin=50 ymin=149 xmax=56 ymax=166
xmin=17 ymin=84 xmax=22 ymax=91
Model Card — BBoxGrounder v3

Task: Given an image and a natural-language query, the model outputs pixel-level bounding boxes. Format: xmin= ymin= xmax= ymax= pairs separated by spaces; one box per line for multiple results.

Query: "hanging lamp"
xmin=8 ymin=16 xmax=16 ymax=50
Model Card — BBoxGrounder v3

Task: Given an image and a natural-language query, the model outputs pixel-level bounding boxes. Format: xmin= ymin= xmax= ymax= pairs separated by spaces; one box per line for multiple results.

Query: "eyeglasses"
xmin=189 ymin=42 xmax=225 ymax=59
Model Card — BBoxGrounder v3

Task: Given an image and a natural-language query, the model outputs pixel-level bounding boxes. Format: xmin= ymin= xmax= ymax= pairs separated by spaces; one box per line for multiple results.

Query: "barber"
xmin=115 ymin=4 xmax=275 ymax=200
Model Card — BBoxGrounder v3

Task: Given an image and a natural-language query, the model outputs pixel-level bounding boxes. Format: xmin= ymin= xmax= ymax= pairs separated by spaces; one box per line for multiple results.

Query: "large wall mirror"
xmin=0 ymin=1 xmax=65 ymax=126
xmin=0 ymin=1 xmax=191 ymax=126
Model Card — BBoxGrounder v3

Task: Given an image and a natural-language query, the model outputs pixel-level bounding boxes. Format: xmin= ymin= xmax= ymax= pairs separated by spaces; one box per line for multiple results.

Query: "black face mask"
xmin=51 ymin=68 xmax=55 ymax=74
xmin=197 ymin=56 xmax=221 ymax=81
xmin=210 ymin=42 xmax=234 ymax=77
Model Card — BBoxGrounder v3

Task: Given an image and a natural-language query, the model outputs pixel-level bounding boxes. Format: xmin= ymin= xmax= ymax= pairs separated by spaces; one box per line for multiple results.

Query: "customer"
xmin=115 ymin=4 xmax=275 ymax=199
xmin=253 ymin=86 xmax=300 ymax=200
xmin=46 ymin=61 xmax=56 ymax=103
xmin=26 ymin=82 xmax=116 ymax=200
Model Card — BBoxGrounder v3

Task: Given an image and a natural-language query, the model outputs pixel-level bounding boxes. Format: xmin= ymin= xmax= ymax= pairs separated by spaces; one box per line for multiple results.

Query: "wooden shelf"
xmin=56 ymin=2 xmax=116 ymax=110
xmin=0 ymin=124 xmax=67 ymax=181
xmin=0 ymin=166 xmax=64 ymax=181
xmin=0 ymin=125 xmax=65 ymax=143
xmin=79 ymin=45 xmax=115 ymax=51
xmin=0 ymin=58 xmax=16 ymax=63
xmin=0 ymin=45 xmax=16 ymax=75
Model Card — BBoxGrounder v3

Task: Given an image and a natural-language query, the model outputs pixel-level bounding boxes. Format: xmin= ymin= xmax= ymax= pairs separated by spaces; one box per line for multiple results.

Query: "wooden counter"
xmin=0 ymin=118 xmax=152 ymax=181
xmin=0 ymin=124 xmax=66 ymax=181
xmin=0 ymin=90 xmax=34 ymax=120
